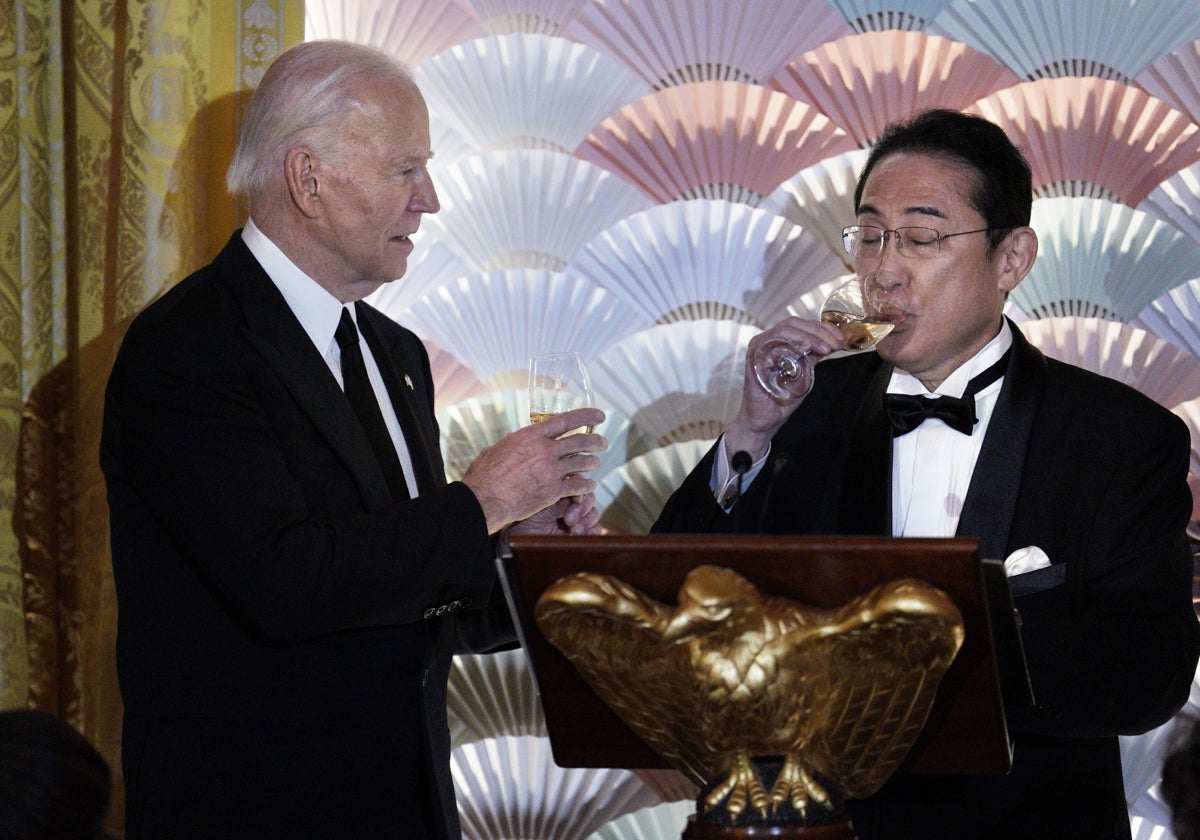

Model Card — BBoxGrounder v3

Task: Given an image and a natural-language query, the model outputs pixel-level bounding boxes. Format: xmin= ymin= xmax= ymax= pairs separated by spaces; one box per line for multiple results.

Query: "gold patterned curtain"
xmin=1 ymin=1 xmax=302 ymax=832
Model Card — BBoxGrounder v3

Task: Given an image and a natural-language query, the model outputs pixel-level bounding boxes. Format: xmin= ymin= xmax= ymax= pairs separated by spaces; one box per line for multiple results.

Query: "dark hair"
xmin=854 ymin=109 xmax=1033 ymax=254
xmin=1163 ymin=715 xmax=1200 ymax=840
xmin=0 ymin=710 xmax=112 ymax=840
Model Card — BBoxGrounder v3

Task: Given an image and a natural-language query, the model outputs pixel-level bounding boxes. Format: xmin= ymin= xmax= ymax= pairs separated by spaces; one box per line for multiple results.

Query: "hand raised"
xmin=462 ymin=407 xmax=607 ymax=534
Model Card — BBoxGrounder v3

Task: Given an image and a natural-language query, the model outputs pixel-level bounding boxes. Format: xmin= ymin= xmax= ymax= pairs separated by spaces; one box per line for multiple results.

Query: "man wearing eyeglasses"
xmin=654 ymin=108 xmax=1200 ymax=839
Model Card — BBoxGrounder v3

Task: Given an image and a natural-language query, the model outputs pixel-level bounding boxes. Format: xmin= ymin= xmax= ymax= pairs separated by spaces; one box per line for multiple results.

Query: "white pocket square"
xmin=1004 ymin=545 xmax=1051 ymax=576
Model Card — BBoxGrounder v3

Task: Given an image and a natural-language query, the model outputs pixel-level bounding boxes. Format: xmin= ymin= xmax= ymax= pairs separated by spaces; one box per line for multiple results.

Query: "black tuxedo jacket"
xmin=654 ymin=321 xmax=1200 ymax=839
xmin=101 ymin=233 xmax=515 ymax=839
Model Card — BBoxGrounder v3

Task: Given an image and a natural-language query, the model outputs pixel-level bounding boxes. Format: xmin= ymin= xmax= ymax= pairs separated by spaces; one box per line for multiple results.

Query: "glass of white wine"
xmin=752 ymin=274 xmax=901 ymax=401
xmin=528 ymin=352 xmax=596 ymax=433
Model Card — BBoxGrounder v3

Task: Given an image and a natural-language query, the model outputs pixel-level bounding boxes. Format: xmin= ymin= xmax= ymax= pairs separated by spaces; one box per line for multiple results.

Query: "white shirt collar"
xmin=241 ymin=218 xmax=347 ymax=355
xmin=887 ymin=320 xmax=1013 ymax=398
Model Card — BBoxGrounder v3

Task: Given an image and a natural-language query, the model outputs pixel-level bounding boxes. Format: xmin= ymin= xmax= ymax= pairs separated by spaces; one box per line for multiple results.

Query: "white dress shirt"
xmin=889 ymin=326 xmax=1011 ymax=537
xmin=241 ymin=219 xmax=419 ymax=498
xmin=712 ymin=324 xmax=1013 ymax=536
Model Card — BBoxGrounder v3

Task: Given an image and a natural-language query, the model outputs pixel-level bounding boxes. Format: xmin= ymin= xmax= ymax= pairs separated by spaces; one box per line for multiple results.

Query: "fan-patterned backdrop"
xmin=306 ymin=1 xmax=1200 ymax=837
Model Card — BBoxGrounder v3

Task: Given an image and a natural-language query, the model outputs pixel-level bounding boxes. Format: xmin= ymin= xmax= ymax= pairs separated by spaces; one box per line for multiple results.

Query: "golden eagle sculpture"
xmin=534 ymin=565 xmax=964 ymax=833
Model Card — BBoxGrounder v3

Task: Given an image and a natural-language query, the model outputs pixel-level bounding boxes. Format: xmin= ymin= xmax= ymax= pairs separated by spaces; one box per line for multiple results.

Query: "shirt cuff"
xmin=711 ymin=436 xmax=771 ymax=511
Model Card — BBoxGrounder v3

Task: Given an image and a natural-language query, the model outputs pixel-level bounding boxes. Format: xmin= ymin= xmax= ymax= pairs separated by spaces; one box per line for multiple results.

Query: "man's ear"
xmin=284 ymin=148 xmax=320 ymax=217
xmin=997 ymin=226 xmax=1038 ymax=294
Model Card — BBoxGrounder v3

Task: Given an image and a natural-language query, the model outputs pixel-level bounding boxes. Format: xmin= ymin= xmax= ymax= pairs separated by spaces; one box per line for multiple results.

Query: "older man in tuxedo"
xmin=102 ymin=40 xmax=606 ymax=839
xmin=653 ymin=109 xmax=1200 ymax=839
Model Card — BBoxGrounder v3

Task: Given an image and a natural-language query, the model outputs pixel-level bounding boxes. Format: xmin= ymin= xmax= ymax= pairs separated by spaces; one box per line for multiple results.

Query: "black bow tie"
xmin=884 ymin=351 xmax=1010 ymax=437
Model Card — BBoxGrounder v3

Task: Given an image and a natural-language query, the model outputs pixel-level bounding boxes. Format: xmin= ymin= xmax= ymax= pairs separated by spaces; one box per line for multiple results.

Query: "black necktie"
xmin=335 ymin=307 xmax=410 ymax=500
xmin=884 ymin=350 xmax=1010 ymax=438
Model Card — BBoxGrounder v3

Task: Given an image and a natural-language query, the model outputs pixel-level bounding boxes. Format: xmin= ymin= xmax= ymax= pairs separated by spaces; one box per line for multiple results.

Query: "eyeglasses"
xmin=841 ymin=225 xmax=1001 ymax=259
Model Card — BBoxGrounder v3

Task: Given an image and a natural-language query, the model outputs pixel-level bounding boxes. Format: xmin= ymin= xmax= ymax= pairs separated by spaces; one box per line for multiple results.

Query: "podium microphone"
xmin=731 ymin=450 xmax=752 ymax=532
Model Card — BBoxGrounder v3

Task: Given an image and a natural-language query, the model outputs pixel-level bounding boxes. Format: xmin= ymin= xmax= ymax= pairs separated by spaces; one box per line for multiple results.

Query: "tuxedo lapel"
xmin=217 ymin=237 xmax=394 ymax=509
xmin=354 ymin=302 xmax=443 ymax=495
xmin=956 ymin=321 xmax=1047 ymax=560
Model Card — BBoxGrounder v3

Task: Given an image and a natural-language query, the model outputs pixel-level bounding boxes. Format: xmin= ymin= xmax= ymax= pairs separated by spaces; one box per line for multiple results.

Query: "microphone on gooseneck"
xmin=731 ymin=450 xmax=752 ymax=532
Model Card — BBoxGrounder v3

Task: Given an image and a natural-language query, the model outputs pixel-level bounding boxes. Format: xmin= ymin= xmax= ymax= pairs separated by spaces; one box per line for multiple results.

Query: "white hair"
xmin=225 ymin=40 xmax=415 ymax=199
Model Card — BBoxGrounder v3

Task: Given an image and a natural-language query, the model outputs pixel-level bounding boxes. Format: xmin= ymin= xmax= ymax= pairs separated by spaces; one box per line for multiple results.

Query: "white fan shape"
xmin=1133 ymin=279 xmax=1200 ymax=360
xmin=1015 ymin=196 xmax=1200 ymax=322
xmin=448 ymin=650 xmax=545 ymax=749
xmin=568 ymin=200 xmax=830 ymax=328
xmin=769 ymin=31 xmax=1021 ymax=147
xmin=576 ymin=81 xmax=858 ymax=205
xmin=458 ymin=0 xmax=590 ymax=35
xmin=562 ymin=0 xmax=853 ymax=87
xmin=585 ymin=800 xmax=697 ymax=840
xmin=598 ymin=440 xmax=713 ymax=535
xmin=416 ymin=34 xmax=651 ymax=153
xmin=968 ymin=78 xmax=1200 ymax=206
xmin=763 ymin=148 xmax=870 ymax=273
xmin=591 ymin=320 xmax=754 ymax=447
xmin=453 ymin=735 xmax=662 ymax=840
xmin=406 ymin=269 xmax=651 ymax=390
xmin=1019 ymin=317 xmax=1200 ymax=410
xmin=426 ymin=149 xmax=654 ymax=272
xmin=1137 ymin=162 xmax=1200 ymax=245
xmin=928 ymin=0 xmax=1200 ymax=82
xmin=304 ymin=0 xmax=485 ymax=67
xmin=827 ymin=0 xmax=955 ymax=32
xmin=1136 ymin=37 xmax=1200 ymax=125
xmin=367 ymin=235 xmax=471 ymax=318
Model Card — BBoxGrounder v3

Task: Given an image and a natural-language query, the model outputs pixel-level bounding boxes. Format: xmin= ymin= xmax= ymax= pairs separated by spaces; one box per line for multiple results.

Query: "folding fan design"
xmin=568 ymin=199 xmax=834 ymax=328
xmin=1015 ymin=197 xmax=1200 ymax=322
xmin=928 ymin=0 xmax=1200 ymax=82
xmin=304 ymin=0 xmax=485 ymax=67
xmin=1136 ymin=37 xmax=1200 ymax=125
xmin=447 ymin=650 xmax=546 ymax=749
xmin=1019 ymin=317 xmax=1200 ymax=410
xmin=763 ymin=148 xmax=870 ymax=272
xmin=452 ymin=735 xmax=662 ymax=840
xmin=590 ymin=320 xmax=755 ymax=447
xmin=563 ymin=0 xmax=853 ymax=87
xmin=597 ymin=440 xmax=713 ymax=535
xmin=416 ymin=34 xmax=651 ymax=153
xmin=969 ymin=78 xmax=1200 ymax=206
xmin=769 ymin=30 xmax=1021 ymax=147
xmin=406 ymin=269 xmax=650 ymax=390
xmin=576 ymin=81 xmax=858 ymax=205
xmin=426 ymin=149 xmax=654 ymax=272
xmin=1132 ymin=279 xmax=1200 ymax=361
xmin=458 ymin=0 xmax=590 ymax=34
xmin=826 ymin=0 xmax=955 ymax=32
xmin=1137 ymin=163 xmax=1200 ymax=245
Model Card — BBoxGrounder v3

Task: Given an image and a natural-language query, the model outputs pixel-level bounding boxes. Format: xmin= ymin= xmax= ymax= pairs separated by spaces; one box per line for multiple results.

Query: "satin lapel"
xmin=354 ymin=302 xmax=443 ymax=494
xmin=218 ymin=239 xmax=393 ymax=509
xmin=837 ymin=360 xmax=894 ymax=535
xmin=956 ymin=322 xmax=1047 ymax=560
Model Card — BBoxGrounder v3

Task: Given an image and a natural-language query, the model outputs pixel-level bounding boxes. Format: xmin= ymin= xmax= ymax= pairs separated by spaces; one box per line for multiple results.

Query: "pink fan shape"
xmin=969 ymin=77 xmax=1200 ymax=206
xmin=575 ymin=81 xmax=857 ymax=205
xmin=769 ymin=30 xmax=1021 ymax=147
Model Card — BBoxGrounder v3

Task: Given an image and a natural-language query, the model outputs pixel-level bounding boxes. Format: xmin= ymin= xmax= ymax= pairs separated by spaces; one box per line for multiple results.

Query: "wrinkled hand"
xmin=462 ymin=407 xmax=607 ymax=534
xmin=727 ymin=317 xmax=842 ymax=459
xmin=509 ymin=492 xmax=603 ymax=536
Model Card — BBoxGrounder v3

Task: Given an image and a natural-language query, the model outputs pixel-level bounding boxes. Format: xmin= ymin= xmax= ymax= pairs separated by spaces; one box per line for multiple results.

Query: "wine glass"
xmin=528 ymin=352 xmax=596 ymax=433
xmin=752 ymin=274 xmax=901 ymax=401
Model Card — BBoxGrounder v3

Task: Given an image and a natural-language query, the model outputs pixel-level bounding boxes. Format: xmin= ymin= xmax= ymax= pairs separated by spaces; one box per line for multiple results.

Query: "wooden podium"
xmin=497 ymin=533 xmax=1029 ymax=781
